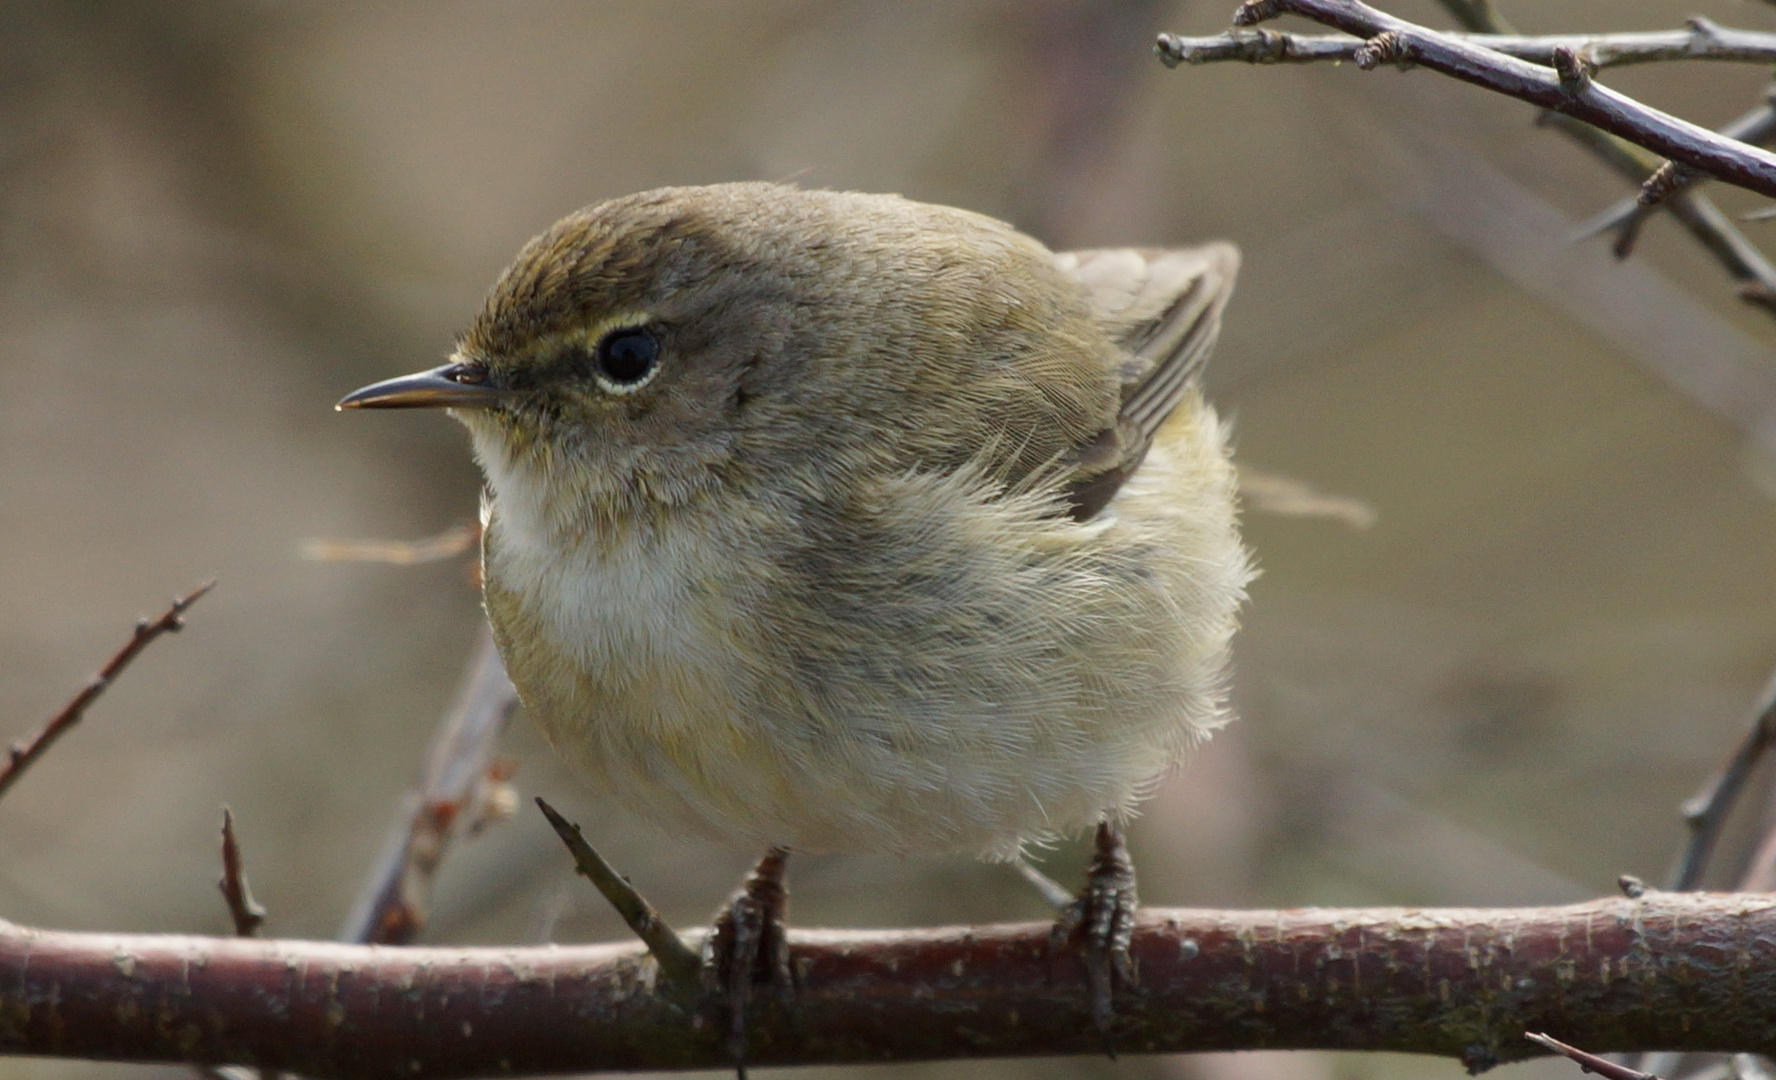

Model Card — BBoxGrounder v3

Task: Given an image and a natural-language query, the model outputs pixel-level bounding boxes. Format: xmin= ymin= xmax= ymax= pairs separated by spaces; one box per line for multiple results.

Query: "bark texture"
xmin=3 ymin=894 xmax=1775 ymax=1078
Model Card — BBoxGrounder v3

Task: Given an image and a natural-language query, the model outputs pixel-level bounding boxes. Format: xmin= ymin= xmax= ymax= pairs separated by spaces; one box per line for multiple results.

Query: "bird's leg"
xmin=1051 ymin=821 xmax=1139 ymax=1039
xmin=704 ymin=846 xmax=792 ymax=1068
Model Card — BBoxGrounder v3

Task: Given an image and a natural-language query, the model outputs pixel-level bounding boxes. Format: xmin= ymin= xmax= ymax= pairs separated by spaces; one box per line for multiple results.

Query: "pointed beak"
xmin=336 ymin=362 xmax=506 ymax=411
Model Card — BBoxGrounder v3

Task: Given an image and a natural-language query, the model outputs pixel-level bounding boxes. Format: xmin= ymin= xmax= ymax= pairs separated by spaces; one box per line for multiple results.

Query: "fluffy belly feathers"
xmin=483 ymin=395 xmax=1248 ymax=859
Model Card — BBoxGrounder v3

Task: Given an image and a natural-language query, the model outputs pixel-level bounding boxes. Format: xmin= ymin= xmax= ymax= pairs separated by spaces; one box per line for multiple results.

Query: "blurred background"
xmin=5 ymin=2 xmax=1776 ymax=1078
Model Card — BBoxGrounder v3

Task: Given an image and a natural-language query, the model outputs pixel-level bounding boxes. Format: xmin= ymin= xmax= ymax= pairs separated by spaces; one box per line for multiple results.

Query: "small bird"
xmin=340 ymin=181 xmax=1250 ymax=1050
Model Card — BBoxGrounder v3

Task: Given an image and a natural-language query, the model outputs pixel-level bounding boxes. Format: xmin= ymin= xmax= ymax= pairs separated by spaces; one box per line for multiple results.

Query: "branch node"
xmin=1354 ymin=31 xmax=1409 ymax=71
xmin=1617 ymin=874 xmax=1647 ymax=899
xmin=1687 ymin=16 xmax=1724 ymax=46
xmin=1231 ymin=0 xmax=1283 ymax=28
xmin=1638 ymin=161 xmax=1686 ymax=207
xmin=1552 ymin=46 xmax=1594 ymax=97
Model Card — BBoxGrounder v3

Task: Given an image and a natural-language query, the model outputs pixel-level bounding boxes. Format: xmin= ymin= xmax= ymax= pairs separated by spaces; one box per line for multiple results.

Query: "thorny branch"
xmin=1157 ymin=20 xmax=1776 ymax=71
xmin=4 ymin=893 xmax=1776 ymax=1078
xmin=0 ymin=580 xmax=214 ymax=803
xmin=1159 ymin=2 xmax=1776 ymax=318
xmin=1212 ymin=0 xmax=1776 ymax=199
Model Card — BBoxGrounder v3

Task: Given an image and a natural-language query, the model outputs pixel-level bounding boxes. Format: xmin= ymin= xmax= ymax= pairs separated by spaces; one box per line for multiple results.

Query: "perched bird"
xmin=340 ymin=181 xmax=1250 ymax=1049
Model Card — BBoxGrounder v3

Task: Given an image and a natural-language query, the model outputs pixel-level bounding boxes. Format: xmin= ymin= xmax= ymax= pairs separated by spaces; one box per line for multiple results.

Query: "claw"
xmin=705 ymin=847 xmax=792 ymax=1066
xmin=1052 ymin=821 xmax=1139 ymax=1043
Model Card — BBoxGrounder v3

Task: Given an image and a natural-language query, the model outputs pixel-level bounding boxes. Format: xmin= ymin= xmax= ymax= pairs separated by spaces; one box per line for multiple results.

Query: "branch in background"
xmin=1667 ymin=668 xmax=1776 ymax=891
xmin=1193 ymin=1 xmax=1776 ymax=200
xmin=1237 ymin=465 xmax=1376 ymax=529
xmin=336 ymin=627 xmax=519 ymax=945
xmin=0 ymin=580 xmax=214 ymax=803
xmin=7 ymin=894 xmax=1776 ymax=1078
xmin=1572 ymin=91 xmax=1776 ymax=254
xmin=217 ymin=808 xmax=265 ymax=938
xmin=297 ymin=523 xmax=478 ymax=567
xmin=1158 ymin=20 xmax=1776 ymax=71
xmin=1161 ymin=1 xmax=1776 ymax=322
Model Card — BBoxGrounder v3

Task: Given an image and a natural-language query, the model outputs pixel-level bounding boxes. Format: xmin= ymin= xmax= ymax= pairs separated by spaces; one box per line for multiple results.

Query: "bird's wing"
xmin=1053 ymin=243 xmax=1240 ymax=521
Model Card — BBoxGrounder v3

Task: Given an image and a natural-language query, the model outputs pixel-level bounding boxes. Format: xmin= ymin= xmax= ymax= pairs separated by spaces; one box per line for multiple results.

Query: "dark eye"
xmin=593 ymin=326 xmax=660 ymax=388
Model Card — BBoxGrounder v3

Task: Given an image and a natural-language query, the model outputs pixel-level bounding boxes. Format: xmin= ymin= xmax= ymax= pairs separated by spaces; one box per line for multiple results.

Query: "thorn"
xmin=534 ymin=797 xmax=702 ymax=992
xmin=218 ymin=808 xmax=267 ymax=937
xmin=1617 ymin=874 xmax=1647 ymax=899
xmin=1610 ymin=219 xmax=1644 ymax=261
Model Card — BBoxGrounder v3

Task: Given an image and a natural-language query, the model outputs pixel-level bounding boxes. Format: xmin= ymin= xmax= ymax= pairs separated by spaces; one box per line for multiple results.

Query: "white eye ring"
xmin=591 ymin=325 xmax=661 ymax=395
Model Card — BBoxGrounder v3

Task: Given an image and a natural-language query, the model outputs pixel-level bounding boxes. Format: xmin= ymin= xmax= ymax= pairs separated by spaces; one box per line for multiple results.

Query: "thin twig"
xmin=1215 ymin=0 xmax=1776 ymax=199
xmin=533 ymin=796 xmax=702 ymax=992
xmin=1669 ymin=667 xmax=1776 ymax=891
xmin=337 ymin=627 xmax=518 ymax=945
xmin=1527 ymin=1032 xmax=1668 ymax=1080
xmin=1538 ymin=112 xmax=1776 ymax=312
xmin=0 ymin=580 xmax=215 ymax=804
xmin=1165 ymin=0 xmax=1776 ymax=319
xmin=298 ymin=523 xmax=478 ymax=567
xmin=1572 ymin=91 xmax=1776 ymax=251
xmin=1159 ymin=21 xmax=1776 ymax=71
xmin=217 ymin=808 xmax=266 ymax=938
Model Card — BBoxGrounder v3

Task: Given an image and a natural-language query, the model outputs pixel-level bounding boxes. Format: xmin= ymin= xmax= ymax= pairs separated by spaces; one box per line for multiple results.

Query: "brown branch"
xmin=337 ymin=627 xmax=518 ymax=945
xmin=0 ymin=580 xmax=214 ymax=804
xmin=6 ymin=893 xmax=1776 ymax=1078
xmin=1212 ymin=0 xmax=1776 ymax=200
xmin=1158 ymin=21 xmax=1776 ymax=71
xmin=217 ymin=808 xmax=266 ymax=938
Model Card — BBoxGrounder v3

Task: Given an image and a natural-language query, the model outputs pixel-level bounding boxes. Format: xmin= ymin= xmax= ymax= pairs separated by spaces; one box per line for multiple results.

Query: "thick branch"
xmin=1210 ymin=0 xmax=1776 ymax=200
xmin=1159 ymin=21 xmax=1776 ymax=71
xmin=7 ymin=894 xmax=1776 ymax=1078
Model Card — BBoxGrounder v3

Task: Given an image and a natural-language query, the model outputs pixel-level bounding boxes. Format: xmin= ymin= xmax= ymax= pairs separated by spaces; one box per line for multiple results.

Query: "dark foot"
xmin=1052 ymin=821 xmax=1139 ymax=1040
xmin=704 ymin=847 xmax=792 ymax=1068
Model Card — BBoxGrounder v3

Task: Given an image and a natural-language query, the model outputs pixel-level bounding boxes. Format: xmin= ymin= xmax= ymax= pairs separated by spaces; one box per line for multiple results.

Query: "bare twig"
xmin=1213 ymin=0 xmax=1776 ymax=199
xmin=1538 ymin=112 xmax=1776 ymax=310
xmin=1528 ymin=1033 xmax=1667 ymax=1080
xmin=217 ymin=808 xmax=266 ymax=938
xmin=533 ymin=797 xmax=702 ymax=992
xmin=1164 ymin=0 xmax=1776 ymax=318
xmin=298 ymin=523 xmax=478 ymax=566
xmin=1158 ymin=21 xmax=1776 ymax=71
xmin=337 ymin=627 xmax=518 ymax=945
xmin=0 ymin=580 xmax=215 ymax=804
xmin=1572 ymin=92 xmax=1776 ymax=249
xmin=1669 ymin=668 xmax=1776 ymax=891
xmin=7 ymin=893 xmax=1776 ymax=1077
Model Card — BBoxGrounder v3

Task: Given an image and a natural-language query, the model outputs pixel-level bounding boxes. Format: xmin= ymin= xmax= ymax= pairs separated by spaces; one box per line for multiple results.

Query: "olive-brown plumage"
xmin=344 ymin=182 xmax=1250 ymax=862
